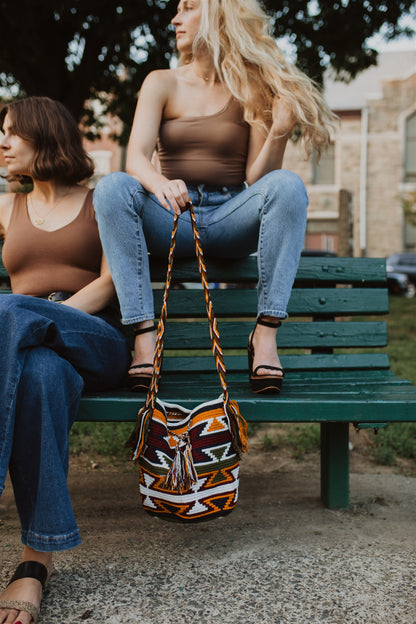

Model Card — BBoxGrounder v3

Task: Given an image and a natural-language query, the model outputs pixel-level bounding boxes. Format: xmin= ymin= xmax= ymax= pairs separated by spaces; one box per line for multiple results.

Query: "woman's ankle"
xmin=130 ymin=321 xmax=156 ymax=369
xmin=21 ymin=547 xmax=53 ymax=574
xmin=133 ymin=320 xmax=155 ymax=332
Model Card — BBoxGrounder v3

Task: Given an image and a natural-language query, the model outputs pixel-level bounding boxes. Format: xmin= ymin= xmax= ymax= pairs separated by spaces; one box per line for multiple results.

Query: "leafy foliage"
xmin=0 ymin=0 xmax=414 ymax=142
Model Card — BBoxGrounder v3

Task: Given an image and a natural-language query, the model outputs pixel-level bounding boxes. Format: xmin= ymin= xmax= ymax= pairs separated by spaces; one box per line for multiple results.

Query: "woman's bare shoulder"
xmin=142 ymin=68 xmax=178 ymax=93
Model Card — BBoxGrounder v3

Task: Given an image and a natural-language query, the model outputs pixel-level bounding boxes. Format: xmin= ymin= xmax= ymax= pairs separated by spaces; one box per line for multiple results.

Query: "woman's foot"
xmin=127 ymin=321 xmax=157 ymax=392
xmin=248 ymin=317 xmax=284 ymax=394
xmin=0 ymin=548 xmax=53 ymax=624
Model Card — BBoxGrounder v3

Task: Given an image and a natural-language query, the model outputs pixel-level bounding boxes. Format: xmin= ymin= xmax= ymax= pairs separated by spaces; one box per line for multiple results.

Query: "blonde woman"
xmin=94 ymin=0 xmax=335 ymax=394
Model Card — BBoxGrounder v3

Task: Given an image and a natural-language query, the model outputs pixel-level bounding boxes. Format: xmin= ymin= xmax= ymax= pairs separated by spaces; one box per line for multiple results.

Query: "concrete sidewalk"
xmin=1 ymin=465 xmax=415 ymax=624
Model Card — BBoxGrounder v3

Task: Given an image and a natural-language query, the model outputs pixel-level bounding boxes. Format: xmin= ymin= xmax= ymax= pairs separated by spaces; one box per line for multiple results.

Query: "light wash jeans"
xmin=0 ymin=295 xmax=130 ymax=551
xmin=94 ymin=170 xmax=308 ymax=324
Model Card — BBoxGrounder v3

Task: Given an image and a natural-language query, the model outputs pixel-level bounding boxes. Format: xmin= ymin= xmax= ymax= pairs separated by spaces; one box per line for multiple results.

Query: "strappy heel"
xmin=127 ymin=324 xmax=157 ymax=392
xmin=248 ymin=317 xmax=284 ymax=394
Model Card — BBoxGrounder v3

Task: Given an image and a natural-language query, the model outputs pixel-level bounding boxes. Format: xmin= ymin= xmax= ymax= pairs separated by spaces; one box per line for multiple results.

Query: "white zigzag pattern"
xmin=154 ymin=449 xmax=172 ymax=469
xmin=198 ymin=442 xmax=233 ymax=465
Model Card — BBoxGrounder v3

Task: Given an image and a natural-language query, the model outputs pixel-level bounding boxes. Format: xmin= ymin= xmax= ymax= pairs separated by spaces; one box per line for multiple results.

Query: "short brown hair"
xmin=0 ymin=96 xmax=94 ymax=184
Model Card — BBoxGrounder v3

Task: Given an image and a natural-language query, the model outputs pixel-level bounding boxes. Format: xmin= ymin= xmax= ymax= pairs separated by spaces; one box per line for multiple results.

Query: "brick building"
xmin=284 ymin=50 xmax=416 ymax=257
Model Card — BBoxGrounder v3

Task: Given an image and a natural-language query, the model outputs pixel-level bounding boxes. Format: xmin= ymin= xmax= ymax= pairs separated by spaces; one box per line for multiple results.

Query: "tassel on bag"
xmin=164 ymin=431 xmax=198 ymax=493
xmin=227 ymin=399 xmax=248 ymax=456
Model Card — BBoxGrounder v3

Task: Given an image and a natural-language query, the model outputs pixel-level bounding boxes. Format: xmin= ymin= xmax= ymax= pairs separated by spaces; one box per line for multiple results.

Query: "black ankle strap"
xmin=8 ymin=561 xmax=48 ymax=589
xmin=133 ymin=324 xmax=156 ymax=337
xmin=257 ymin=317 xmax=282 ymax=329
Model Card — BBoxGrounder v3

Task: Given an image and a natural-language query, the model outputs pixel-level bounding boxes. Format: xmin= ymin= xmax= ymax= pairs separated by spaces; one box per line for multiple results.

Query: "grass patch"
xmin=383 ymin=296 xmax=416 ymax=384
xmin=368 ymin=422 xmax=416 ymax=467
xmin=256 ymin=424 xmax=320 ymax=460
xmin=279 ymin=424 xmax=320 ymax=460
xmin=69 ymin=422 xmax=135 ymax=460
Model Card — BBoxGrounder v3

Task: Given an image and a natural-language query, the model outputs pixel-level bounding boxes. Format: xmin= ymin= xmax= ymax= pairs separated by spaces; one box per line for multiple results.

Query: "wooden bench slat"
xmin=162 ymin=320 xmax=388 ymax=349
xmin=157 ymin=352 xmax=391 ymax=372
xmin=153 ymin=287 xmax=389 ymax=316
xmin=78 ymin=373 xmax=416 ymax=423
xmin=149 ymin=256 xmax=387 ymax=284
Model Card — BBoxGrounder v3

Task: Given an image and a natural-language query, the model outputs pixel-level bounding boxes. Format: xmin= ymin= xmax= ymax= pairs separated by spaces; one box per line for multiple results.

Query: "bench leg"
xmin=320 ymin=422 xmax=349 ymax=509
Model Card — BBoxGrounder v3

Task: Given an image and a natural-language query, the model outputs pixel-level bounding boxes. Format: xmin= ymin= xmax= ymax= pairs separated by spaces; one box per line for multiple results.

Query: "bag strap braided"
xmin=145 ymin=201 xmax=228 ymax=409
xmin=130 ymin=201 xmax=248 ymax=461
xmin=130 ymin=202 xmax=247 ymax=462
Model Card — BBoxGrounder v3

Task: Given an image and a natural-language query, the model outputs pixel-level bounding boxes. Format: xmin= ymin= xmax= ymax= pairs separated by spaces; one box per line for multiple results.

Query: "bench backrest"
xmin=149 ymin=255 xmax=389 ymax=374
xmin=0 ymin=241 xmax=389 ymax=374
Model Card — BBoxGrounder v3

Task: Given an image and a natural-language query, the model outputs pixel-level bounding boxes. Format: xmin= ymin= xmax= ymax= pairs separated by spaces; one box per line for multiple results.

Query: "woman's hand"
xmin=271 ymin=96 xmax=297 ymax=138
xmin=152 ymin=177 xmax=189 ymax=214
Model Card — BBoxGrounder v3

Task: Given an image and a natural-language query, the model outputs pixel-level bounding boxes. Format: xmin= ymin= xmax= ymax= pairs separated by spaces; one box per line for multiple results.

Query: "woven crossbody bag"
xmin=128 ymin=201 xmax=248 ymax=522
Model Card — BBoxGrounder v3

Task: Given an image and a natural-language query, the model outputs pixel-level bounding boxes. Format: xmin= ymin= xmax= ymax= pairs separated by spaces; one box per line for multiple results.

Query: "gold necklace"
xmin=28 ymin=193 xmax=61 ymax=226
xmin=192 ymin=66 xmax=215 ymax=82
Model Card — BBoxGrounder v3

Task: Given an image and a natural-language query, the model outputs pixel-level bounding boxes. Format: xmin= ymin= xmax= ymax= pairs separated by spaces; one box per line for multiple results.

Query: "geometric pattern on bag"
xmin=128 ymin=202 xmax=248 ymax=522
xmin=139 ymin=399 xmax=240 ymax=521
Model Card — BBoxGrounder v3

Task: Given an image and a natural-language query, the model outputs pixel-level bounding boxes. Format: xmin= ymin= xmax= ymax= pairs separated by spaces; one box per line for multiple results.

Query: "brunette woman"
xmin=0 ymin=96 xmax=130 ymax=624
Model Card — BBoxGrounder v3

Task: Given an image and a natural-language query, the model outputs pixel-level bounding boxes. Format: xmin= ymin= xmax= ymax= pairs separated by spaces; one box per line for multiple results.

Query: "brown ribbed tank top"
xmin=157 ymin=98 xmax=250 ymax=186
xmin=2 ymin=190 xmax=102 ymax=296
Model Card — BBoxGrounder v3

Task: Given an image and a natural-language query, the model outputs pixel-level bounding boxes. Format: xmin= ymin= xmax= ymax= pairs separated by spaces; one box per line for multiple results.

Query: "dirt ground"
xmin=1 ymin=423 xmax=415 ymax=624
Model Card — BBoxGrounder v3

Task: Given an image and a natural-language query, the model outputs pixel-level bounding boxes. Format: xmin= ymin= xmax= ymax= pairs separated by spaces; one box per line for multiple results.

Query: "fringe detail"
xmin=227 ymin=400 xmax=248 ymax=456
xmin=164 ymin=434 xmax=198 ymax=493
xmin=127 ymin=405 xmax=152 ymax=463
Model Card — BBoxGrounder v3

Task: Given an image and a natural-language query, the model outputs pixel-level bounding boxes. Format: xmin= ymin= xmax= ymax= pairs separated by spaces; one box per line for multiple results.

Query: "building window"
xmin=312 ymin=143 xmax=335 ymax=185
xmin=404 ymin=112 xmax=416 ymax=183
xmin=304 ymin=232 xmax=337 ymax=253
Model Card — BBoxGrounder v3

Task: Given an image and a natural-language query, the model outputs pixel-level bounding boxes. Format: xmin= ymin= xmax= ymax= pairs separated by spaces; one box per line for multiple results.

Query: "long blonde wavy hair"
xmin=179 ymin=0 xmax=336 ymax=159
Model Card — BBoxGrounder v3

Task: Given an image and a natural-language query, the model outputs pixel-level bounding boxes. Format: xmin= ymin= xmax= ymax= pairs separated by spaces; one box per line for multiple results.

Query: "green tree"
xmin=0 ymin=0 xmax=414 ymax=142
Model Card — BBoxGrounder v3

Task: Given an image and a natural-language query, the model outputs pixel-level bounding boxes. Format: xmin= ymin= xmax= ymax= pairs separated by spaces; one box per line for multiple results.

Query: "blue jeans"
xmin=93 ymin=170 xmax=308 ymax=324
xmin=0 ymin=295 xmax=130 ymax=552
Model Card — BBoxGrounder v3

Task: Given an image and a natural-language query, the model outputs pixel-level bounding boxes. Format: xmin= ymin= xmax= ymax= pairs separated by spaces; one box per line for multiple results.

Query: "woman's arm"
xmin=126 ymin=70 xmax=189 ymax=214
xmin=245 ymin=97 xmax=297 ymax=186
xmin=60 ymin=253 xmax=116 ymax=315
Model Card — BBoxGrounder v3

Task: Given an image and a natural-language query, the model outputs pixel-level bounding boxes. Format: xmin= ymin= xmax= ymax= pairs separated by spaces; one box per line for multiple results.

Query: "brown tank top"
xmin=157 ymin=98 xmax=250 ymax=186
xmin=2 ymin=190 xmax=102 ymax=296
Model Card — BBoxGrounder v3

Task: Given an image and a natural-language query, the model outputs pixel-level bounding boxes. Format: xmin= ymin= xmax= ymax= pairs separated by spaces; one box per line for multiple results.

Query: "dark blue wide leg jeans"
xmin=0 ymin=294 xmax=130 ymax=551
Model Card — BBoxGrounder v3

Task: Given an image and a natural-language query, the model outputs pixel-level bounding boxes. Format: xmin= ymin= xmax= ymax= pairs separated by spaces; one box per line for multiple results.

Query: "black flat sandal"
xmin=127 ymin=324 xmax=157 ymax=392
xmin=248 ymin=317 xmax=284 ymax=394
xmin=0 ymin=560 xmax=48 ymax=623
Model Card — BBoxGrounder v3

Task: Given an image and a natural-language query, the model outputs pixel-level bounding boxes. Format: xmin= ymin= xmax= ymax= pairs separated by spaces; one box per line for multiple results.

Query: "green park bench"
xmin=1 ymin=245 xmax=416 ymax=509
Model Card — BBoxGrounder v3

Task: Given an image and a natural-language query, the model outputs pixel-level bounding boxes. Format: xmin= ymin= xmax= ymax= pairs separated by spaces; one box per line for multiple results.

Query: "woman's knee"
xmin=264 ymin=169 xmax=308 ymax=216
xmin=18 ymin=347 xmax=83 ymax=419
xmin=21 ymin=347 xmax=82 ymax=388
xmin=266 ymin=169 xmax=307 ymax=196
xmin=93 ymin=172 xmax=142 ymax=217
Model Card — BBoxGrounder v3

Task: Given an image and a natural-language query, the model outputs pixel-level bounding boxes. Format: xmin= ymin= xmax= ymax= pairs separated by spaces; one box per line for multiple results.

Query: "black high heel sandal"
xmin=127 ymin=324 xmax=157 ymax=392
xmin=248 ymin=317 xmax=284 ymax=394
